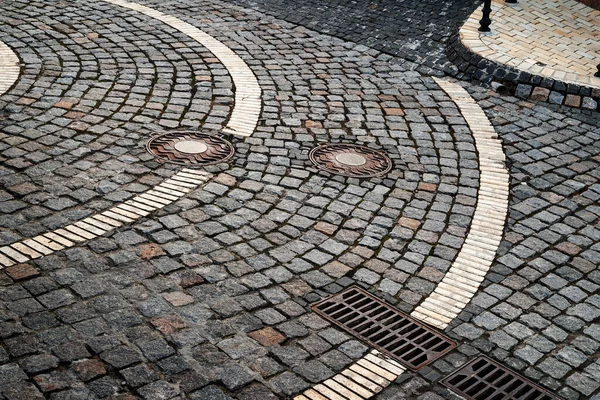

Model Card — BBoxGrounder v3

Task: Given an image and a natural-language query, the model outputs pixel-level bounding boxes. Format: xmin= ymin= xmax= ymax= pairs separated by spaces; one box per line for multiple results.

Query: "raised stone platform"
xmin=451 ymin=0 xmax=600 ymax=109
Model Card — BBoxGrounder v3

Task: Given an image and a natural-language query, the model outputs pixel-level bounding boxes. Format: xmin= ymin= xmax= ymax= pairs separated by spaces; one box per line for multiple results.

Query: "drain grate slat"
xmin=311 ymin=286 xmax=456 ymax=371
xmin=442 ymin=355 xmax=562 ymax=400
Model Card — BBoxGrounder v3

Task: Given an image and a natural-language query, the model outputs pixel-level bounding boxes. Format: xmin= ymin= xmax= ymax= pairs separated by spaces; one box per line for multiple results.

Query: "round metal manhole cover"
xmin=146 ymin=131 xmax=235 ymax=166
xmin=309 ymin=143 xmax=392 ymax=178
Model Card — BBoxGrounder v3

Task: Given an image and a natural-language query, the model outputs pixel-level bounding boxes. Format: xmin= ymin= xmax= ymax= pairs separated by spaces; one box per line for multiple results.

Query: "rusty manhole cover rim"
xmin=311 ymin=286 xmax=456 ymax=371
xmin=309 ymin=143 xmax=392 ymax=178
xmin=146 ymin=130 xmax=235 ymax=167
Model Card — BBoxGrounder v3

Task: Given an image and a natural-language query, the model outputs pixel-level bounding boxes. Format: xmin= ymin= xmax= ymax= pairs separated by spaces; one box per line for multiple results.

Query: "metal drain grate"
xmin=309 ymin=143 xmax=392 ymax=178
xmin=311 ymin=286 xmax=455 ymax=371
xmin=442 ymin=356 xmax=561 ymax=400
xmin=146 ymin=130 xmax=235 ymax=167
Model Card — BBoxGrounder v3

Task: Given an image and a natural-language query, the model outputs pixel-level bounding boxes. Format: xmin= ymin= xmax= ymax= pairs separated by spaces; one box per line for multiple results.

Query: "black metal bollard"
xmin=595 ymin=64 xmax=600 ymax=78
xmin=479 ymin=0 xmax=492 ymax=32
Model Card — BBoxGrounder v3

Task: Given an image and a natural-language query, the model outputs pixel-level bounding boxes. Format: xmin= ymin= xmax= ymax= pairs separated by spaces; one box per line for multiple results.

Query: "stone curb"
xmin=445 ymin=26 xmax=600 ymax=111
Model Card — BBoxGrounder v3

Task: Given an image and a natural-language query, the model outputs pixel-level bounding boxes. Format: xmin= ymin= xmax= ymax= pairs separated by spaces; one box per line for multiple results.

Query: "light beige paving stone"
xmin=313 ymin=384 xmax=347 ymax=400
xmin=303 ymin=390 xmax=328 ymax=400
xmin=363 ymin=353 xmax=405 ymax=375
xmin=323 ymin=379 xmax=363 ymax=400
xmin=0 ymin=246 xmax=28 ymax=263
xmin=11 ymin=243 xmax=42 ymax=259
xmin=91 ymin=214 xmax=122 ymax=227
xmin=103 ymin=210 xmax=135 ymax=223
xmin=117 ymin=203 xmax=150 ymax=216
xmin=125 ymin=200 xmax=156 ymax=212
xmin=412 ymin=79 xmax=509 ymax=329
xmin=348 ymin=364 xmax=390 ymax=387
xmin=0 ymin=253 xmax=15 ymax=267
xmin=82 ymin=218 xmax=114 ymax=231
xmin=340 ymin=370 xmax=384 ymax=393
xmin=332 ymin=375 xmax=373 ymax=398
xmin=65 ymin=225 xmax=97 ymax=240
xmin=74 ymin=221 xmax=107 ymax=236
xmin=160 ymin=182 xmax=192 ymax=192
xmin=22 ymin=239 xmax=53 ymax=255
xmin=44 ymin=232 xmax=77 ymax=246
xmin=132 ymin=196 xmax=165 ymax=208
xmin=356 ymin=359 xmax=397 ymax=381
xmin=294 ymin=395 xmax=312 ymax=400
xmin=32 ymin=236 xmax=65 ymax=251
xmin=147 ymin=189 xmax=179 ymax=201
xmin=460 ymin=0 xmax=600 ymax=89
xmin=164 ymin=178 xmax=197 ymax=188
xmin=139 ymin=194 xmax=171 ymax=206
xmin=0 ymin=40 xmax=20 ymax=96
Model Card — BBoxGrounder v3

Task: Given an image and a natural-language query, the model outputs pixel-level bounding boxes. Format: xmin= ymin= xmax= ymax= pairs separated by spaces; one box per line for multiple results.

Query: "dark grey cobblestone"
xmin=0 ymin=0 xmax=597 ymax=399
xmin=224 ymin=0 xmax=478 ymax=75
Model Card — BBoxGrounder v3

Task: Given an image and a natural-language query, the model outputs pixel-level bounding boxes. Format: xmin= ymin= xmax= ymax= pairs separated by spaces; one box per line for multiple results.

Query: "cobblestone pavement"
xmin=225 ymin=0 xmax=478 ymax=74
xmin=0 ymin=0 xmax=598 ymax=400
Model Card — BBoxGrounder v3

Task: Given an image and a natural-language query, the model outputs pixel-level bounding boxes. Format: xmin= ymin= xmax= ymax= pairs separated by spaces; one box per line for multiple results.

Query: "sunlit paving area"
xmin=0 ymin=0 xmax=598 ymax=399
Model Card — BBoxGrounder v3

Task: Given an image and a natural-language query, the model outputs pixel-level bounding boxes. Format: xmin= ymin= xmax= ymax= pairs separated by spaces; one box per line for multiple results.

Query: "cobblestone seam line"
xmin=411 ymin=78 xmax=509 ymax=329
xmin=294 ymin=350 xmax=406 ymax=400
xmin=0 ymin=39 xmax=20 ymax=95
xmin=0 ymin=170 xmax=212 ymax=267
xmin=101 ymin=0 xmax=262 ymax=137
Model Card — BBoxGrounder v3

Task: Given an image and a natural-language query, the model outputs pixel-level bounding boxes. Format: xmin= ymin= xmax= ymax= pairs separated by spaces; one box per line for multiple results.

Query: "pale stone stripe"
xmin=100 ymin=0 xmax=261 ymax=136
xmin=65 ymin=225 xmax=97 ymax=240
xmin=82 ymin=217 xmax=114 ymax=231
xmin=411 ymin=78 xmax=509 ymax=328
xmin=125 ymin=200 xmax=156 ymax=212
xmin=74 ymin=221 xmax=107 ymax=236
xmin=304 ymin=389 xmax=329 ymax=400
xmin=0 ymin=253 xmax=15 ymax=268
xmin=91 ymin=214 xmax=122 ymax=227
xmin=44 ymin=232 xmax=76 ymax=246
xmin=130 ymin=196 xmax=165 ymax=209
xmin=32 ymin=236 xmax=65 ymax=251
xmin=117 ymin=203 xmax=151 ymax=216
xmin=22 ymin=239 xmax=53 ymax=255
xmin=322 ymin=380 xmax=362 ymax=400
xmin=11 ymin=243 xmax=42 ymax=259
xmin=0 ymin=39 xmax=20 ymax=97
xmin=0 ymin=246 xmax=29 ymax=263
xmin=102 ymin=210 xmax=135 ymax=223
xmin=294 ymin=350 xmax=405 ymax=400
xmin=0 ymin=170 xmax=212 ymax=268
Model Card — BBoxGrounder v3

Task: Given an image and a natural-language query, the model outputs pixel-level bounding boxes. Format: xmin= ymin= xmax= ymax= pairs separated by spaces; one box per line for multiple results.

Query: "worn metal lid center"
xmin=174 ymin=140 xmax=209 ymax=154
xmin=335 ymin=153 xmax=367 ymax=166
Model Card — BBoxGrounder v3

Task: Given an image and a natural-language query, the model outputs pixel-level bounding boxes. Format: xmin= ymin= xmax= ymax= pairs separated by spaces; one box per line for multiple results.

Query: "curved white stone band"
xmin=0 ymin=1 xmax=264 ymax=267
xmin=410 ymin=78 xmax=509 ymax=329
xmin=0 ymin=39 xmax=20 ymax=95
xmin=295 ymin=350 xmax=406 ymax=400
xmin=0 ymin=170 xmax=212 ymax=268
xmin=101 ymin=0 xmax=262 ymax=137
xmin=294 ymin=79 xmax=509 ymax=400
